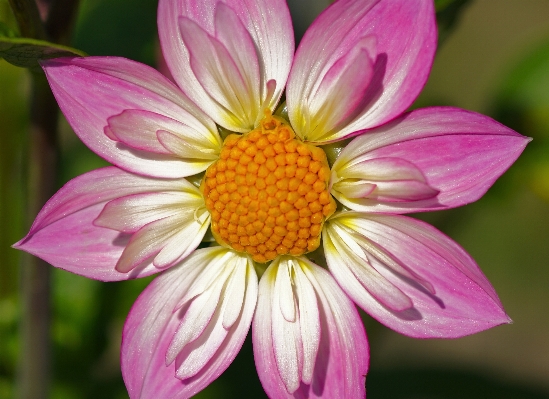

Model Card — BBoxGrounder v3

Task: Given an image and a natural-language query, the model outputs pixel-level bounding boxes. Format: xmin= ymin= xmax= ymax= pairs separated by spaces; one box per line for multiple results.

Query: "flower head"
xmin=15 ymin=0 xmax=529 ymax=397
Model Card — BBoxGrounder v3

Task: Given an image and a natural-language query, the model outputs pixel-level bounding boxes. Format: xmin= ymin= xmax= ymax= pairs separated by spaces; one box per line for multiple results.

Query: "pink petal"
xmin=270 ymin=258 xmax=320 ymax=392
xmin=178 ymin=14 xmax=259 ymax=131
xmin=152 ymin=212 xmax=210 ymax=269
xmin=14 ymin=167 xmax=187 ymax=281
xmin=253 ymin=257 xmax=368 ymax=398
xmin=42 ymin=57 xmax=218 ymax=178
xmin=324 ymin=224 xmax=413 ymax=312
xmin=332 ymin=107 xmax=530 ymax=213
xmin=158 ymin=0 xmax=293 ymax=126
xmin=94 ymin=192 xmax=186 ymax=234
xmin=156 ymin=130 xmax=218 ymax=162
xmin=287 ymin=0 xmax=436 ymax=140
xmin=166 ymin=257 xmax=247 ymax=379
xmin=94 ymin=180 xmax=209 ymax=272
xmin=107 ymin=109 xmax=220 ymax=174
xmin=326 ymin=212 xmax=510 ymax=338
xmin=15 ymin=203 xmax=157 ymax=281
xmin=122 ymin=248 xmax=257 ymax=399
xmin=332 ymin=157 xmax=439 ymax=207
xmin=293 ymin=36 xmax=376 ymax=142
xmin=114 ymin=211 xmax=209 ymax=273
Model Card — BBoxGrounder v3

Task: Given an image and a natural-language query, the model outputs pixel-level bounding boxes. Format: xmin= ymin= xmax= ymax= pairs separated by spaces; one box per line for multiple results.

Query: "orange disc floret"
xmin=201 ymin=111 xmax=336 ymax=263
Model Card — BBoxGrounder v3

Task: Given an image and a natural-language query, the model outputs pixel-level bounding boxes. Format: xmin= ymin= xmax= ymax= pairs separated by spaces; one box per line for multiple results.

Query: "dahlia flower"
xmin=15 ymin=0 xmax=528 ymax=397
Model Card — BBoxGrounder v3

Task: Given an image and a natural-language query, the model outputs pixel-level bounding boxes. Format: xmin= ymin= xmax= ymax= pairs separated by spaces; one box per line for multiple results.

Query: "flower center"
xmin=201 ymin=111 xmax=337 ymax=263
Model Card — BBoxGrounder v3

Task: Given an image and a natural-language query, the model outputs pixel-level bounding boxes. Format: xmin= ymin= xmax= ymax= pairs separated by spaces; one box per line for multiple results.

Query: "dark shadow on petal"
xmin=111 ymin=232 xmax=131 ymax=247
xmin=387 ymin=306 xmax=423 ymax=321
xmin=366 ymin=246 xmax=446 ymax=310
xmin=311 ymin=300 xmax=330 ymax=398
xmin=127 ymin=257 xmax=155 ymax=279
xmin=361 ymin=52 xmax=387 ymax=114
xmin=326 ymin=53 xmax=388 ymax=141
xmin=399 ymin=273 xmax=446 ymax=309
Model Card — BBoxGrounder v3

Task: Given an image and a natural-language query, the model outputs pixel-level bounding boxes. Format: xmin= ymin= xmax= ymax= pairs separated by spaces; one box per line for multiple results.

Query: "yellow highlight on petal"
xmin=201 ymin=110 xmax=336 ymax=263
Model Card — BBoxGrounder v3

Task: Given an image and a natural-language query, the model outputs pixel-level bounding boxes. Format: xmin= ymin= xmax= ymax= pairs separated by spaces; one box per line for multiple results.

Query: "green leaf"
xmin=0 ymin=36 xmax=86 ymax=70
xmin=0 ymin=21 xmax=18 ymax=38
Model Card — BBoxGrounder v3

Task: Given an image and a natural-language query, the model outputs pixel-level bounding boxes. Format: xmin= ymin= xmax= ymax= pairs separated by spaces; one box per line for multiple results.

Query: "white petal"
xmin=95 ymin=191 xmax=192 ymax=233
xmin=175 ymin=250 xmax=235 ymax=309
xmin=166 ymin=275 xmax=225 ymax=364
xmin=157 ymin=130 xmax=219 ymax=161
xmin=261 ymin=257 xmax=321 ymax=394
xmin=276 ymin=257 xmax=297 ymax=323
xmin=271 ymin=261 xmax=302 ymax=393
xmin=173 ymin=251 xmax=257 ymax=379
xmin=152 ymin=209 xmax=211 ymax=268
xmin=324 ymin=221 xmax=414 ymax=312
xmin=291 ymin=260 xmax=320 ymax=384
xmin=222 ymin=256 xmax=248 ymax=329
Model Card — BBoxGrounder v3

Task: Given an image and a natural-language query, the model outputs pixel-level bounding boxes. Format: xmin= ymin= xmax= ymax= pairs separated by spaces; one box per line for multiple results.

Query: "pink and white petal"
xmin=332 ymin=157 xmax=439 ymax=208
xmin=276 ymin=258 xmax=297 ymax=322
xmin=108 ymin=110 xmax=170 ymax=154
xmin=122 ymin=248 xmax=257 ymax=399
xmin=332 ymin=107 xmax=530 ymax=213
xmin=167 ymin=275 xmax=226 ymax=364
xmin=332 ymin=181 xmax=376 ymax=199
xmin=42 ymin=57 xmax=218 ymax=178
xmin=51 ymin=57 xmax=216 ymax=132
xmin=153 ymin=211 xmax=211 ymax=268
xmin=339 ymin=157 xmax=427 ymax=182
xmin=178 ymin=256 xmax=257 ymax=388
xmin=17 ymin=167 xmax=186 ymax=238
xmin=373 ymin=179 xmax=439 ymax=202
xmin=123 ymin=250 xmax=208 ymax=399
xmin=175 ymin=251 xmax=236 ymax=310
xmin=96 ymin=178 xmax=208 ymax=269
xmin=292 ymin=262 xmax=320 ymax=385
xmin=291 ymin=37 xmax=376 ymax=142
xmin=300 ymin=261 xmax=368 ymax=399
xmin=254 ymin=263 xmax=302 ymax=399
xmin=222 ymin=257 xmax=248 ymax=328
xmin=15 ymin=204 xmax=158 ymax=281
xmin=95 ymin=191 xmax=192 ymax=234
xmin=14 ymin=167 xmax=189 ymax=280
xmin=115 ymin=215 xmax=184 ymax=273
xmin=179 ymin=17 xmax=258 ymax=131
xmin=328 ymin=212 xmax=510 ymax=338
xmin=158 ymin=0 xmax=293 ymax=120
xmin=253 ymin=258 xmax=368 ymax=399
xmin=156 ymin=130 xmax=219 ymax=164
xmin=116 ymin=203 xmax=209 ymax=273
xmin=171 ymin=258 xmax=250 ymax=379
xmin=287 ymin=0 xmax=436 ymax=138
xmin=323 ymin=223 xmax=413 ymax=312
xmin=271 ymin=261 xmax=303 ymax=393
xmin=214 ymin=3 xmax=262 ymax=126
xmin=108 ymin=109 xmax=221 ymax=168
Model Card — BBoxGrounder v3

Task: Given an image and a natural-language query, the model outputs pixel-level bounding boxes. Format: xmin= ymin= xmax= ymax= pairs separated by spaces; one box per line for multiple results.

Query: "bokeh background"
xmin=1 ymin=0 xmax=549 ymax=398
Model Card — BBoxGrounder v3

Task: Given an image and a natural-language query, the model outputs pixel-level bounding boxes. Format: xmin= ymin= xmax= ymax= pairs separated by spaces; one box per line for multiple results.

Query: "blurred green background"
xmin=1 ymin=0 xmax=549 ymax=398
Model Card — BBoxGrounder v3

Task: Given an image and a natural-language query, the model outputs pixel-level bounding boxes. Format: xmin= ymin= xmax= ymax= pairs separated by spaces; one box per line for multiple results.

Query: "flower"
xmin=15 ymin=0 xmax=529 ymax=398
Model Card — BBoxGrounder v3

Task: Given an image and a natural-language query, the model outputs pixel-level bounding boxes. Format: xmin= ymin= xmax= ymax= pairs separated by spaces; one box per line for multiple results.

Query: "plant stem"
xmin=7 ymin=0 xmax=46 ymax=39
xmin=9 ymin=0 xmax=80 ymax=397
xmin=17 ymin=68 xmax=59 ymax=399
